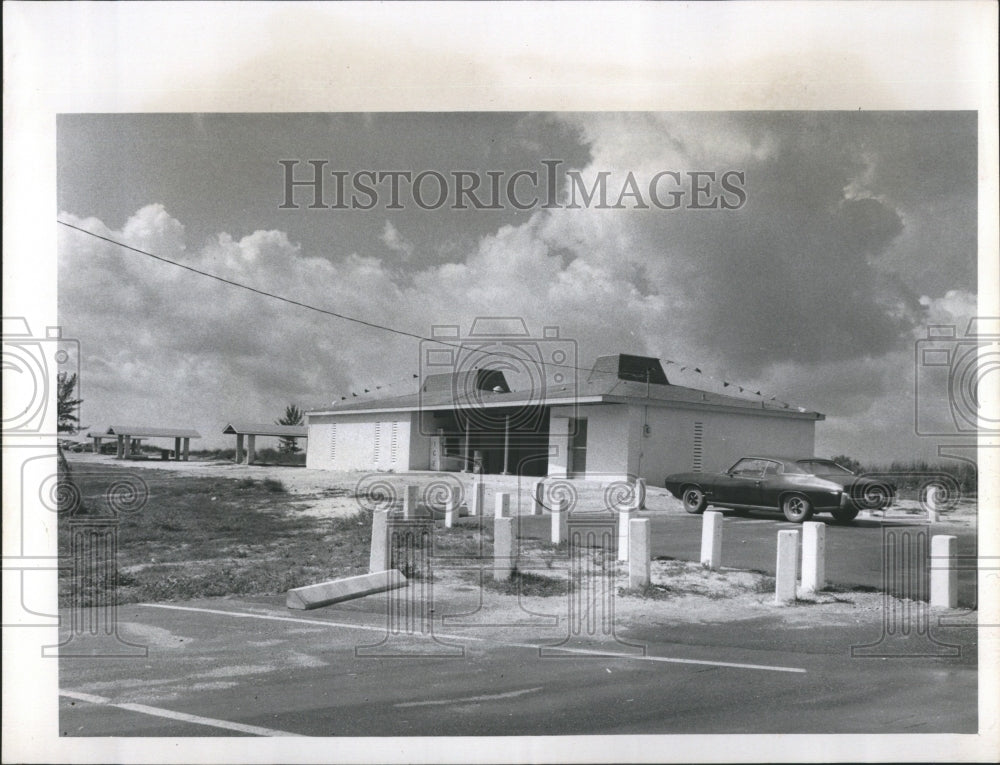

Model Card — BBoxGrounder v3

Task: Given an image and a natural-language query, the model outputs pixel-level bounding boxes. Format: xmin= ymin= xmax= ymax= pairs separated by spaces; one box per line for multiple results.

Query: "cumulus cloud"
xmin=57 ymin=113 xmax=976 ymax=458
xmin=379 ymin=220 xmax=414 ymax=260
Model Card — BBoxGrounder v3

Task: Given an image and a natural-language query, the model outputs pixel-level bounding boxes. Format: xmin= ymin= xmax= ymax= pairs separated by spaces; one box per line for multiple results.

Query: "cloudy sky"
xmin=57 ymin=112 xmax=977 ymax=460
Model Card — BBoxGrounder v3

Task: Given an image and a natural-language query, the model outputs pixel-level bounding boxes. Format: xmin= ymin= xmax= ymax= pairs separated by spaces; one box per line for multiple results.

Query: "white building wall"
xmin=407 ymin=411 xmax=433 ymax=470
xmin=548 ymin=404 xmax=632 ymax=481
xmin=633 ymin=404 xmax=816 ymax=483
xmin=305 ymin=412 xmax=415 ymax=471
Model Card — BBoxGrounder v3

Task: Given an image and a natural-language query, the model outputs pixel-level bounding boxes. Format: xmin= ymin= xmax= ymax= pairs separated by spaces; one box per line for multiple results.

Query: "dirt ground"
xmin=64 ymin=452 xmax=977 ymax=631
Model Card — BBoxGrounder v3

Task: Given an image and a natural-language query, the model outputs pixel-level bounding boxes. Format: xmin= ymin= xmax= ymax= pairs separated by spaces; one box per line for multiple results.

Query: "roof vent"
xmin=422 ymin=368 xmax=511 ymax=394
xmin=587 ymin=354 xmax=669 ymax=385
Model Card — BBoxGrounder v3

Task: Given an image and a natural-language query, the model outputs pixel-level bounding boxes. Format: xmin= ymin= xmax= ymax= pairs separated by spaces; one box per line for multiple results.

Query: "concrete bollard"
xmin=700 ymin=511 xmax=723 ymax=570
xmin=444 ymin=491 xmax=460 ymax=528
xmin=774 ymin=529 xmax=800 ymax=604
xmin=551 ymin=498 xmax=569 ymax=545
xmin=495 ymin=492 xmax=510 ymax=519
xmin=494 ymin=517 xmax=515 ymax=581
xmin=469 ymin=480 xmax=484 ymax=517
xmin=628 ymin=518 xmax=651 ymax=589
xmin=402 ymin=484 xmax=419 ymax=519
xmin=531 ymin=480 xmax=545 ymax=516
xmin=617 ymin=508 xmax=635 ymax=562
xmin=368 ymin=510 xmax=390 ymax=573
xmin=801 ymin=522 xmax=826 ymax=593
xmin=930 ymin=534 xmax=958 ymax=608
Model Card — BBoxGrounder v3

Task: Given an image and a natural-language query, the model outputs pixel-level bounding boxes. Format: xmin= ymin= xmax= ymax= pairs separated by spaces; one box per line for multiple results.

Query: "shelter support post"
xmin=245 ymin=435 xmax=255 ymax=465
xmin=462 ymin=418 xmax=470 ymax=473
xmin=502 ymin=415 xmax=510 ymax=475
xmin=235 ymin=433 xmax=244 ymax=464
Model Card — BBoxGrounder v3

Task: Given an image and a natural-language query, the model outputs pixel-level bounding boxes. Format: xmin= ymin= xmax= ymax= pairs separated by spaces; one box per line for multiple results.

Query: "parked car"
xmin=664 ymin=456 xmax=894 ymax=523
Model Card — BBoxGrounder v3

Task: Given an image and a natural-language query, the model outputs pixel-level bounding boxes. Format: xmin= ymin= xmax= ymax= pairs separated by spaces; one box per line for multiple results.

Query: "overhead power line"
xmin=58 ymin=218 xmax=797 ymax=408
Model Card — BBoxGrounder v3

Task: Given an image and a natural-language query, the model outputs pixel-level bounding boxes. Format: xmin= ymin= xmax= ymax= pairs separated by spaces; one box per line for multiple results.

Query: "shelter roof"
xmin=106 ymin=425 xmax=201 ymax=438
xmin=222 ymin=422 xmax=308 ymax=438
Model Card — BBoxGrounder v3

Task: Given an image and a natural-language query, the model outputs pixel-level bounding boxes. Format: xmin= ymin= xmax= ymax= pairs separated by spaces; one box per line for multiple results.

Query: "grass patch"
xmin=261 ymin=477 xmax=286 ymax=493
xmin=486 ymin=570 xmax=569 ymax=597
xmin=619 ymin=583 xmax=675 ymax=600
xmin=58 ymin=464 xmax=369 ymax=606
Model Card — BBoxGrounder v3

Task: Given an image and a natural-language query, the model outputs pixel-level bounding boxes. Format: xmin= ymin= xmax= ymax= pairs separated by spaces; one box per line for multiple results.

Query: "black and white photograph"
xmin=3 ymin=3 xmax=998 ymax=763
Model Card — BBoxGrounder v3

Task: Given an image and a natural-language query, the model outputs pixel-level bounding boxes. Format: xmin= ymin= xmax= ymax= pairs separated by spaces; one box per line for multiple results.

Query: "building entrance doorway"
xmin=568 ymin=417 xmax=588 ymax=477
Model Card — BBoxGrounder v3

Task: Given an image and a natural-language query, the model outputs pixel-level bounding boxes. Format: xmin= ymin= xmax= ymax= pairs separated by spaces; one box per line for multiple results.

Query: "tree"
xmin=57 ymin=372 xmax=83 ymax=434
xmin=830 ymin=454 xmax=863 ymax=474
xmin=276 ymin=403 xmax=304 ymax=453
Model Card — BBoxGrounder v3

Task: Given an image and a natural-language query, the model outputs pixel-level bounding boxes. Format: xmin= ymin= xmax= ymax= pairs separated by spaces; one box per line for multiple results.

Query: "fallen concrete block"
xmin=287 ymin=569 xmax=408 ymax=610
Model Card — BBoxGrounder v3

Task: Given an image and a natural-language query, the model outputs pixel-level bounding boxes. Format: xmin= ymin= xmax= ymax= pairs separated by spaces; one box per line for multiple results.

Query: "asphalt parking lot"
xmin=59 ymin=591 xmax=977 ymax=738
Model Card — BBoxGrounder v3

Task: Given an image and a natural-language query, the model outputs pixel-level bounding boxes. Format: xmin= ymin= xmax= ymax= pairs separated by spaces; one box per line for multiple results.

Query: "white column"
xmin=801 ymin=522 xmax=826 ymax=593
xmin=775 ymin=529 xmax=799 ymax=604
xmin=617 ymin=508 xmax=635 ymax=562
xmin=494 ymin=492 xmax=510 ymax=519
xmin=444 ymin=490 xmax=460 ymax=528
xmin=628 ymin=518 xmax=651 ymax=589
xmin=469 ymin=480 xmax=484 ymax=517
xmin=368 ymin=511 xmax=390 ymax=573
xmin=531 ymin=480 xmax=545 ymax=515
xmin=494 ymin=517 xmax=515 ymax=581
xmin=700 ymin=511 xmax=723 ymax=570
xmin=930 ymin=534 xmax=958 ymax=608
xmin=635 ymin=477 xmax=647 ymax=510
xmin=402 ymin=484 xmax=419 ymax=519
xmin=235 ymin=433 xmax=244 ymax=464
xmin=245 ymin=435 xmax=255 ymax=465
xmin=551 ymin=498 xmax=569 ymax=545
xmin=116 ymin=435 xmax=124 ymax=458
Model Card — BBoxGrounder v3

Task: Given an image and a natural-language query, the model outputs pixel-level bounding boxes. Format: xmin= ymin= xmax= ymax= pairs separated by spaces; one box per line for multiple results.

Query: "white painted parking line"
xmin=138 ymin=603 xmax=807 ymax=674
xmin=395 ymin=686 xmax=544 ymax=707
xmin=60 ymin=689 xmax=305 ymax=737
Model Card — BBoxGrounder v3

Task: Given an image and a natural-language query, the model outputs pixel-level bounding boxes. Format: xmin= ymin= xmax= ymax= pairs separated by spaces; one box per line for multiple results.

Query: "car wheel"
xmin=681 ymin=486 xmax=707 ymax=514
xmin=830 ymin=507 xmax=859 ymax=523
xmin=781 ymin=494 xmax=814 ymax=523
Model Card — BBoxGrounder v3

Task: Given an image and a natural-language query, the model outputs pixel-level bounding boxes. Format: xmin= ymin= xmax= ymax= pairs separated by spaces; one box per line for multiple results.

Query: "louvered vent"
xmin=329 ymin=423 xmax=337 ymax=464
xmin=692 ymin=422 xmax=704 ymax=472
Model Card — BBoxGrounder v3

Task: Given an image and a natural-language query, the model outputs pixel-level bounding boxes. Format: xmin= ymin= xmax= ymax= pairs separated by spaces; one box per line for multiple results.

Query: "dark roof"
xmin=222 ymin=422 xmax=308 ymax=438
xmin=309 ymin=370 xmax=823 ymax=420
xmin=106 ymin=425 xmax=201 ymax=438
